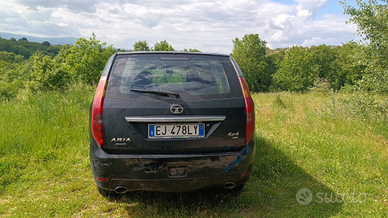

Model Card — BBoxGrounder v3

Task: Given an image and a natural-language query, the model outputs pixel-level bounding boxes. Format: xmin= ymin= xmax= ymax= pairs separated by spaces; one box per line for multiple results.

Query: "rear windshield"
xmin=105 ymin=54 xmax=233 ymax=98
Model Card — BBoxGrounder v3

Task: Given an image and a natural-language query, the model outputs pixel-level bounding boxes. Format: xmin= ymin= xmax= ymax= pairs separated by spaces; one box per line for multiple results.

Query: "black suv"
xmin=89 ymin=52 xmax=255 ymax=195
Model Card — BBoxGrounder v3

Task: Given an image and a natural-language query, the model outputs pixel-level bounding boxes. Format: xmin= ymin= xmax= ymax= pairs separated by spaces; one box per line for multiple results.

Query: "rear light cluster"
xmin=238 ymin=77 xmax=255 ymax=145
xmin=92 ymin=76 xmax=108 ymax=148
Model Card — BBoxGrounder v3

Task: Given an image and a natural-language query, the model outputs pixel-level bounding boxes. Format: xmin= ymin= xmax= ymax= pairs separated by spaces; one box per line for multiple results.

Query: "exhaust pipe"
xmin=223 ymin=182 xmax=236 ymax=190
xmin=114 ymin=186 xmax=128 ymax=194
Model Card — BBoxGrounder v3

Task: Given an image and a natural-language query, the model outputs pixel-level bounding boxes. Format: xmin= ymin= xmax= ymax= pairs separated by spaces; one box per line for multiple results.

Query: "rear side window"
xmin=106 ymin=54 xmax=232 ymax=97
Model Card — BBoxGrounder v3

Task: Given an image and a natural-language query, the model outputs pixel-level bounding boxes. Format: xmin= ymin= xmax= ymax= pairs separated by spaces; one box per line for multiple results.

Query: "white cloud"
xmin=295 ymin=0 xmax=330 ymax=20
xmin=12 ymin=0 xmax=103 ymax=13
xmin=0 ymin=0 xmax=357 ymax=53
xmin=269 ymin=14 xmax=295 ymax=30
xmin=0 ymin=1 xmax=79 ymax=37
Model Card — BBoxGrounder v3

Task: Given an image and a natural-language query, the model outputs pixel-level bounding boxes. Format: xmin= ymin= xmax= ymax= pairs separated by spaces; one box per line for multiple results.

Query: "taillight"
xmin=96 ymin=177 xmax=109 ymax=182
xmin=92 ymin=76 xmax=108 ymax=148
xmin=238 ymin=77 xmax=255 ymax=145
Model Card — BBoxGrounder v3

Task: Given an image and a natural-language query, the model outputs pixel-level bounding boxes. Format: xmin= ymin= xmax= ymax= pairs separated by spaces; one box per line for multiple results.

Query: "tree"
xmin=328 ymin=42 xmax=366 ymax=90
xmin=53 ymin=45 xmax=73 ymax=64
xmin=0 ymin=52 xmax=34 ymax=99
xmin=0 ymin=51 xmax=24 ymax=63
xmin=65 ymin=33 xmax=115 ymax=84
xmin=341 ymin=0 xmax=388 ymax=94
xmin=42 ymin=41 xmax=51 ymax=47
xmin=47 ymin=45 xmax=62 ymax=57
xmin=152 ymin=40 xmax=174 ymax=51
xmin=309 ymin=45 xmax=339 ymax=79
xmin=10 ymin=45 xmax=31 ymax=59
xmin=0 ymin=37 xmax=63 ymax=59
xmin=182 ymin=48 xmax=201 ymax=52
xmin=0 ymin=60 xmax=6 ymax=69
xmin=271 ymin=46 xmax=319 ymax=92
xmin=264 ymin=48 xmax=286 ymax=88
xmin=133 ymin=40 xmax=150 ymax=51
xmin=231 ymin=34 xmax=269 ymax=92
xmin=342 ymin=0 xmax=388 ymax=65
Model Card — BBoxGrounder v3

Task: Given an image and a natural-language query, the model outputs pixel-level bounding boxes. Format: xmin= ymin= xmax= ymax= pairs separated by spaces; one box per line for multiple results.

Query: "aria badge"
xmin=170 ymin=104 xmax=184 ymax=114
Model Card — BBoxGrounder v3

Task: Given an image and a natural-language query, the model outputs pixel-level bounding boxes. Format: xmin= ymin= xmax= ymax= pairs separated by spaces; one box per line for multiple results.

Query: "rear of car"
xmin=89 ymin=52 xmax=255 ymax=195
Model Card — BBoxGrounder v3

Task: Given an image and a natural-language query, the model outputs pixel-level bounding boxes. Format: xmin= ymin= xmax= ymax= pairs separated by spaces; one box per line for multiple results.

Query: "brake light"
xmin=96 ymin=177 xmax=109 ymax=182
xmin=92 ymin=76 xmax=108 ymax=148
xmin=238 ymin=77 xmax=255 ymax=145
xmin=241 ymin=172 xmax=251 ymax=177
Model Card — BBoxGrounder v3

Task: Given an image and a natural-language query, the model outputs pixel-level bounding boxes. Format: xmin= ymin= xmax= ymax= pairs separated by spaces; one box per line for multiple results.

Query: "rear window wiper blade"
xmin=130 ymin=89 xmax=180 ymax=98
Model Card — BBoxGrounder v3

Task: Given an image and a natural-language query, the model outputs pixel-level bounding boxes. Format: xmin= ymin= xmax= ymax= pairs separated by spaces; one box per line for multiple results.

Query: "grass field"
xmin=0 ymin=87 xmax=387 ymax=217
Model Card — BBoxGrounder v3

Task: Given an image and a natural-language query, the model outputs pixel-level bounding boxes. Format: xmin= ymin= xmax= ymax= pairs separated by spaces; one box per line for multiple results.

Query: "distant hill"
xmin=0 ymin=32 xmax=77 ymax=46
xmin=0 ymin=32 xmax=77 ymax=59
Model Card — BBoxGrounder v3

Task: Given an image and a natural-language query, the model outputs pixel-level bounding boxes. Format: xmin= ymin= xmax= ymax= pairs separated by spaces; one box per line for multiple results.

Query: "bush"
xmin=339 ymin=93 xmax=388 ymax=120
xmin=0 ymin=80 xmax=23 ymax=101
xmin=65 ymin=33 xmax=115 ymax=85
xmin=309 ymin=78 xmax=331 ymax=93
xmin=0 ymin=34 xmax=115 ymax=100
xmin=26 ymin=52 xmax=70 ymax=92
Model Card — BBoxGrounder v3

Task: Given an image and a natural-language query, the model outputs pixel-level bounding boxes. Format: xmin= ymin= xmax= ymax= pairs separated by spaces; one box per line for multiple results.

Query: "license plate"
xmin=148 ymin=123 xmax=205 ymax=139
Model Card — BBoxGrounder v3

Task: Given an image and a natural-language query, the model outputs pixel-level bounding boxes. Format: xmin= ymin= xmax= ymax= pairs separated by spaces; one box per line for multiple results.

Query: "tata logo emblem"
xmin=170 ymin=104 xmax=184 ymax=114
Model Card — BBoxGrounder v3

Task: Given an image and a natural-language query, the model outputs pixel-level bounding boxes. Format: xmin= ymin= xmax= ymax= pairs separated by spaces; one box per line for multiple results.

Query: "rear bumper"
xmin=89 ymin=140 xmax=255 ymax=192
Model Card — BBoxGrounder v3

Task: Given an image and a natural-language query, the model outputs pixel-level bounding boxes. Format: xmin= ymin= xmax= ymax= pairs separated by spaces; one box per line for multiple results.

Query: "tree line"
xmin=0 ymin=34 xmax=202 ymax=101
xmin=0 ymin=37 xmax=62 ymax=59
xmin=0 ymin=0 xmax=386 ymax=102
xmin=0 ymin=34 xmax=368 ymax=96
xmin=231 ymin=36 xmax=366 ymax=93
xmin=232 ymin=0 xmax=387 ymax=95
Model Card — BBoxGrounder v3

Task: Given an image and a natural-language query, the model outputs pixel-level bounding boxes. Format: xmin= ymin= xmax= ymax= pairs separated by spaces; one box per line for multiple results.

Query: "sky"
xmin=0 ymin=0 xmax=359 ymax=53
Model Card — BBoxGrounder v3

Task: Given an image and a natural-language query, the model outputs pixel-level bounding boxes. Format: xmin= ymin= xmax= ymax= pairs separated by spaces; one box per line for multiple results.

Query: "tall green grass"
xmin=0 ymin=85 xmax=92 ymax=155
xmin=0 ymin=91 xmax=387 ymax=217
xmin=0 ymin=84 xmax=94 ymax=216
xmin=254 ymin=92 xmax=388 ymax=216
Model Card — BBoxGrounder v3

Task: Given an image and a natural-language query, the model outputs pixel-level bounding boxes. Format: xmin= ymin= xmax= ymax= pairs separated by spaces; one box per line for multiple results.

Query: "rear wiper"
xmin=130 ymin=89 xmax=180 ymax=98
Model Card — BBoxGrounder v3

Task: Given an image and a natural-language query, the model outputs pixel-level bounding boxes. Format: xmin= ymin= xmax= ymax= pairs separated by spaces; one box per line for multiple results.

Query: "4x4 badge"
xmin=170 ymin=104 xmax=184 ymax=114
xmin=227 ymin=132 xmax=239 ymax=139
